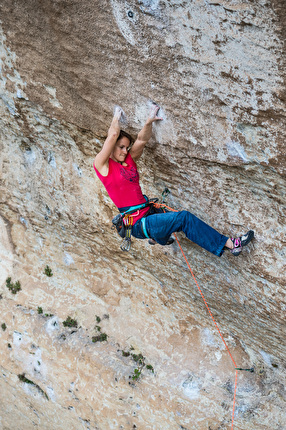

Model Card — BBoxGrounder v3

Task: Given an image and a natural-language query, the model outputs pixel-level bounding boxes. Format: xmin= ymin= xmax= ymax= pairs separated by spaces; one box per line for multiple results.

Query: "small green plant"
xmin=44 ymin=313 xmax=53 ymax=317
xmin=1 ymin=323 xmax=7 ymax=331
xmin=6 ymin=277 xmax=21 ymax=294
xmin=146 ymin=364 xmax=154 ymax=373
xmin=132 ymin=368 xmax=142 ymax=381
xmin=95 ymin=325 xmax=101 ymax=332
xmin=37 ymin=307 xmax=43 ymax=314
xmin=7 ymin=343 xmax=11 ymax=349
xmin=131 ymin=353 xmax=144 ymax=365
xmin=63 ymin=316 xmax=78 ymax=328
xmin=123 ymin=347 xmax=155 ymax=384
xmin=18 ymin=373 xmax=34 ymax=384
xmin=92 ymin=333 xmax=107 ymax=343
xmin=95 ymin=315 xmax=101 ymax=323
xmin=18 ymin=373 xmax=49 ymax=400
xmin=44 ymin=265 xmax=53 ymax=277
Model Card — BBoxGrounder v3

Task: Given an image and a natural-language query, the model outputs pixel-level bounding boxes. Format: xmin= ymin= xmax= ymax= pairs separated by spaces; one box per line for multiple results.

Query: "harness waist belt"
xmin=118 ymin=201 xmax=150 ymax=215
xmin=118 ymin=197 xmax=158 ymax=216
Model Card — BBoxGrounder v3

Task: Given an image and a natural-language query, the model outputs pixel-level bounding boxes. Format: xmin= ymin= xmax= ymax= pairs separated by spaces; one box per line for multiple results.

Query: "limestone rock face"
xmin=0 ymin=1 xmax=285 ymax=429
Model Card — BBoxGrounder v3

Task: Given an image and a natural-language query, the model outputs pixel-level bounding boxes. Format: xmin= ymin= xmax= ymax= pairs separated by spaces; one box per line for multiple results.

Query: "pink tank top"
xmin=94 ymin=153 xmax=150 ymax=223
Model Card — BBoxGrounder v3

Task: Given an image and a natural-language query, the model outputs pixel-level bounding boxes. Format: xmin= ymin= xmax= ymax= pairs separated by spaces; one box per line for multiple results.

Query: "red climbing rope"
xmin=154 ymin=202 xmax=239 ymax=429
xmin=174 ymin=234 xmax=237 ymax=364
xmin=174 ymin=232 xmax=238 ymax=429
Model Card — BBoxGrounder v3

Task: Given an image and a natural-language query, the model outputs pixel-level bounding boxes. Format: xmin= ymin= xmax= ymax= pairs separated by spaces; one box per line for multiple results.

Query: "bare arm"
xmin=129 ymin=105 xmax=162 ymax=161
xmin=94 ymin=107 xmax=122 ymax=175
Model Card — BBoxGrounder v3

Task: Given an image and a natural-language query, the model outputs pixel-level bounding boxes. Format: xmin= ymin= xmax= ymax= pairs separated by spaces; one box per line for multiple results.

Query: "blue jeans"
xmin=132 ymin=210 xmax=228 ymax=257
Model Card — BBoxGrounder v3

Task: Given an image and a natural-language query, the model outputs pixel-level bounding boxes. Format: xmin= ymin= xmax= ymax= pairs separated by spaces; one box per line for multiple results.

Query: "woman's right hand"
xmin=108 ymin=106 xmax=123 ymax=137
xmin=113 ymin=106 xmax=123 ymax=122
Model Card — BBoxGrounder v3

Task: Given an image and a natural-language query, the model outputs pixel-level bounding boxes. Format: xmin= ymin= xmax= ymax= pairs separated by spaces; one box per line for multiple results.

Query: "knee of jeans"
xmin=179 ymin=210 xmax=194 ymax=226
xmin=174 ymin=210 xmax=186 ymax=228
xmin=179 ymin=210 xmax=189 ymax=221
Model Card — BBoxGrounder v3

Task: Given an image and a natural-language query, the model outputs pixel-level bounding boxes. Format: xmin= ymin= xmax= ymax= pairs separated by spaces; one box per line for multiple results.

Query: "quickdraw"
xmin=120 ymin=215 xmax=133 ymax=252
xmin=161 ymin=187 xmax=170 ymax=203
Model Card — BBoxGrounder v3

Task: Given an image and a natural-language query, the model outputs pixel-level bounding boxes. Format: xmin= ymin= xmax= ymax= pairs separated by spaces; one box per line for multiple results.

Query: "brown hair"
xmin=117 ymin=130 xmax=134 ymax=146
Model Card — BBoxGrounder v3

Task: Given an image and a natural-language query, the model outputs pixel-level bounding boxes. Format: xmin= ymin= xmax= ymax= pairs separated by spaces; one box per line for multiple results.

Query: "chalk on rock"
xmin=114 ymin=105 xmax=128 ymax=125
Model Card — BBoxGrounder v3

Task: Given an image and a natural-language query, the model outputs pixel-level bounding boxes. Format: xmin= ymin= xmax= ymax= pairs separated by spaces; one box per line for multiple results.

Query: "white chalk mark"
xmin=182 ymin=374 xmax=201 ymax=400
xmin=64 ymin=252 xmax=74 ymax=266
xmin=43 ymin=85 xmax=63 ymax=109
xmin=226 ymin=140 xmax=248 ymax=162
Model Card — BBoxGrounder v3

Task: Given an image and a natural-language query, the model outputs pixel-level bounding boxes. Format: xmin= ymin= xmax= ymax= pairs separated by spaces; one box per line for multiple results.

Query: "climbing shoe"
xmin=230 ymin=230 xmax=254 ymax=256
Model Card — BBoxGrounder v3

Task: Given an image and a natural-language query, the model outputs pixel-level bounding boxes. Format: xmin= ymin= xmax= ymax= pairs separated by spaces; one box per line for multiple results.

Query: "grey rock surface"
xmin=0 ymin=1 xmax=285 ymax=429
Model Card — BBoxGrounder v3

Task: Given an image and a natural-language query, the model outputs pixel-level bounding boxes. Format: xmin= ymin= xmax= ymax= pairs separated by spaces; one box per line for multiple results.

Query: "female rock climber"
xmin=93 ymin=105 xmax=254 ymax=257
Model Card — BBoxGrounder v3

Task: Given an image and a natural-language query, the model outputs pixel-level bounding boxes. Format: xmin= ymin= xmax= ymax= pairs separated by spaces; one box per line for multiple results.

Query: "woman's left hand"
xmin=147 ymin=104 xmax=163 ymax=123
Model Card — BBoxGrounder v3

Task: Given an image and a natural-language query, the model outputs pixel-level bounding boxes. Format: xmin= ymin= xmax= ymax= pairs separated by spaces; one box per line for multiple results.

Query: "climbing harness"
xmin=140 ymin=217 xmax=150 ymax=239
xmin=111 ymin=197 xmax=160 ymax=251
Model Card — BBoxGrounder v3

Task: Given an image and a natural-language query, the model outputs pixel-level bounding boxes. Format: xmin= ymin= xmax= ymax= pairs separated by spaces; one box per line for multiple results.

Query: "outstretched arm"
xmin=129 ymin=105 xmax=162 ymax=161
xmin=94 ymin=107 xmax=122 ymax=175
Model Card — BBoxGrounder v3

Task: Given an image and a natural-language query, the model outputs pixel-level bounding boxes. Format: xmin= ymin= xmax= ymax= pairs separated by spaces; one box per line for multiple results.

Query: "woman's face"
xmin=112 ymin=136 xmax=130 ymax=163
